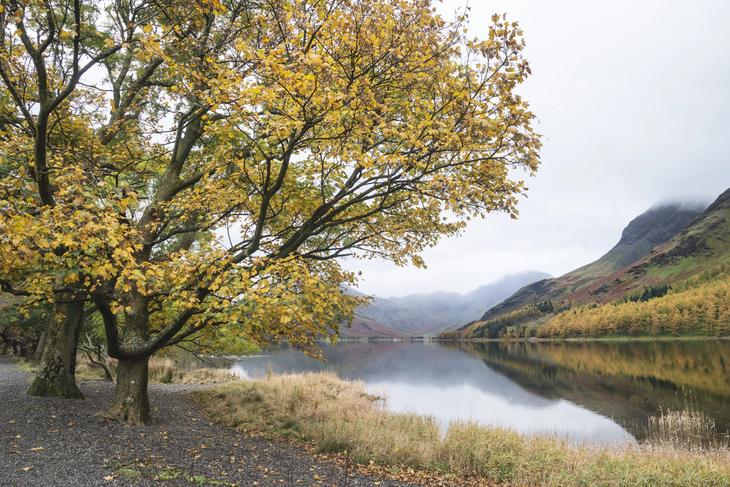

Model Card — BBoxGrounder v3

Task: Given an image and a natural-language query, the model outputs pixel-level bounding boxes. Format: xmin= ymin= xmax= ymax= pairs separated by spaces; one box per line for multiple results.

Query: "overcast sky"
xmin=344 ymin=0 xmax=730 ymax=298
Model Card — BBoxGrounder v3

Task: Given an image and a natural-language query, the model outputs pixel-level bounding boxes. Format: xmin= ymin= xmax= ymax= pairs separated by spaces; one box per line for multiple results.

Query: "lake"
xmin=223 ymin=339 xmax=730 ymax=444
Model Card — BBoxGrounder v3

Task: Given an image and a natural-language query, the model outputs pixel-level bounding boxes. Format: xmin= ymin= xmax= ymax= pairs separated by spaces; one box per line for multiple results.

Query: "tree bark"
xmin=27 ymin=294 xmax=85 ymax=399
xmin=31 ymin=331 xmax=47 ymax=363
xmin=100 ymin=356 xmax=152 ymax=426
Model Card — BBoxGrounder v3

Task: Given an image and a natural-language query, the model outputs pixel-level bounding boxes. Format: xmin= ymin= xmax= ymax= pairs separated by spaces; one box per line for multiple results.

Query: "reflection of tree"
xmin=537 ymin=341 xmax=730 ymax=400
xmin=447 ymin=340 xmax=730 ymax=438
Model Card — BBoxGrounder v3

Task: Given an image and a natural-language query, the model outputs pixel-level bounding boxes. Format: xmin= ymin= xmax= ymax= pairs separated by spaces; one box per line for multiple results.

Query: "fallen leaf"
xmin=30 ymin=447 xmax=43 ymax=451
xmin=22 ymin=467 xmax=32 ymax=472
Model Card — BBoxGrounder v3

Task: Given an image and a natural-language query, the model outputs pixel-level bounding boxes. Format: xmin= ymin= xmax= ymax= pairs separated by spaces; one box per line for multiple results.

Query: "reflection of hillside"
xmin=453 ymin=341 xmax=730 ymax=436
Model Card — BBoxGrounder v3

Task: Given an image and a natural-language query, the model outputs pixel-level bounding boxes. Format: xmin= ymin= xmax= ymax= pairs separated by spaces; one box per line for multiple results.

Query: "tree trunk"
xmin=31 ymin=331 xmax=47 ymax=363
xmin=27 ymin=294 xmax=85 ymax=399
xmin=100 ymin=356 xmax=152 ymax=426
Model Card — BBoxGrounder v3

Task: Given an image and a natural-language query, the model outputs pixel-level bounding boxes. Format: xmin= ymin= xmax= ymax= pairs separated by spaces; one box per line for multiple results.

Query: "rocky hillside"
xmin=593 ymin=188 xmax=730 ymax=300
xmin=340 ymin=271 xmax=551 ymax=337
xmin=473 ymin=199 xmax=711 ymax=324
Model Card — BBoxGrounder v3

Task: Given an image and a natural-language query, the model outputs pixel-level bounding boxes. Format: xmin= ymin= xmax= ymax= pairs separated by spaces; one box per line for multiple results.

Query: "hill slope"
xmin=594 ymin=188 xmax=730 ymax=299
xmin=474 ymin=199 xmax=714 ymax=324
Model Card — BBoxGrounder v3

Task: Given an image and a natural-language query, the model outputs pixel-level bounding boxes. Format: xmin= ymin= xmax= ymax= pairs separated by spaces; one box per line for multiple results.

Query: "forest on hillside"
xmin=536 ymin=265 xmax=730 ymax=338
xmin=463 ymin=301 xmax=556 ymax=339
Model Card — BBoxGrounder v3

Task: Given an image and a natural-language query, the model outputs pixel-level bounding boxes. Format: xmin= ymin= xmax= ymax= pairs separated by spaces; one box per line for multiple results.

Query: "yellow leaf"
xmin=30 ymin=447 xmax=42 ymax=451
xmin=22 ymin=467 xmax=32 ymax=472
xmin=143 ymin=25 xmax=152 ymax=33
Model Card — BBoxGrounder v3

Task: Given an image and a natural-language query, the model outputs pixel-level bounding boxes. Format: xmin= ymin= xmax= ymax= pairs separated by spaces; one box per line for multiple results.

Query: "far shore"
xmin=464 ymin=335 xmax=730 ymax=342
xmin=340 ymin=335 xmax=730 ymax=342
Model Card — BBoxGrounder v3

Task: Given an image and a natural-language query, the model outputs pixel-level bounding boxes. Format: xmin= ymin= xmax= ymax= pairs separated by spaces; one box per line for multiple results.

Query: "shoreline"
xmin=341 ymin=335 xmax=730 ymax=343
xmin=0 ymin=356 xmax=418 ymax=487
xmin=437 ymin=335 xmax=730 ymax=343
xmin=194 ymin=370 xmax=730 ymax=487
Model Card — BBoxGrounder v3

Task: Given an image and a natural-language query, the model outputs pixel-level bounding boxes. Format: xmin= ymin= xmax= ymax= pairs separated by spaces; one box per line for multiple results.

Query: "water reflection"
xmin=455 ymin=340 xmax=730 ymax=441
xmin=229 ymin=340 xmax=635 ymax=443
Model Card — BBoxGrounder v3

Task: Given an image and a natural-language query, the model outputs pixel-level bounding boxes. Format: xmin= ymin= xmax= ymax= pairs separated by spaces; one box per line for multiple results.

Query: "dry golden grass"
xmin=193 ymin=371 xmax=730 ymax=487
xmin=75 ymin=355 xmax=237 ymax=384
xmin=147 ymin=357 xmax=238 ymax=384
xmin=192 ymin=371 xmax=442 ymax=466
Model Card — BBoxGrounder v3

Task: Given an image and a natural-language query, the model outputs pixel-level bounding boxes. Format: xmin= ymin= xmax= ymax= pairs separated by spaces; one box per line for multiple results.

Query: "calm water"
xmin=225 ymin=339 xmax=730 ymax=444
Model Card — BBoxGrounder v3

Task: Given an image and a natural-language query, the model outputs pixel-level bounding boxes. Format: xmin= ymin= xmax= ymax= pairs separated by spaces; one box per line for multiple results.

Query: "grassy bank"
xmin=193 ymin=371 xmax=730 ymax=487
xmin=17 ymin=355 xmax=238 ymax=384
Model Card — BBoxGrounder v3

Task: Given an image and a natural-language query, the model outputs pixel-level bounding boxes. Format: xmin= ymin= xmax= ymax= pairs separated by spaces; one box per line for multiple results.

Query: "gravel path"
xmin=0 ymin=356 xmax=422 ymax=487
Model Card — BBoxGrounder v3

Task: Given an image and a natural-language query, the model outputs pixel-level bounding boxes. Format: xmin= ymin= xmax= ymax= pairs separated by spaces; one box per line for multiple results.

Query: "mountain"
xmin=340 ymin=271 xmax=551 ymax=337
xmin=473 ymin=198 xmax=714 ymax=324
xmin=596 ymin=188 xmax=730 ymax=298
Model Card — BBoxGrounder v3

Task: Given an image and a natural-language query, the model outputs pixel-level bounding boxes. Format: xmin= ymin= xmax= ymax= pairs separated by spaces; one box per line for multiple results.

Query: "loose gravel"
xmin=0 ymin=356 xmax=418 ymax=487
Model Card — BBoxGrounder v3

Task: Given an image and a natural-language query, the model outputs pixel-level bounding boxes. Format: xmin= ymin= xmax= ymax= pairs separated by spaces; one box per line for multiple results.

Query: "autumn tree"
xmin=0 ymin=0 xmax=540 ymax=425
xmin=0 ymin=0 xmax=142 ymax=398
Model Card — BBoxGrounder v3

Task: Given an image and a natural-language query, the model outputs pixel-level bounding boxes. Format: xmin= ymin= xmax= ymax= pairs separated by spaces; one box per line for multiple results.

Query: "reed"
xmin=634 ymin=408 xmax=729 ymax=450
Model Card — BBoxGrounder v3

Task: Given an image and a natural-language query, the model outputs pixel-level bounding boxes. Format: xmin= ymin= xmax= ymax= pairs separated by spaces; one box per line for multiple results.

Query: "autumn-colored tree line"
xmin=436 ymin=329 xmax=461 ymax=340
xmin=464 ymin=300 xmax=554 ymax=339
xmin=537 ymin=265 xmax=730 ymax=338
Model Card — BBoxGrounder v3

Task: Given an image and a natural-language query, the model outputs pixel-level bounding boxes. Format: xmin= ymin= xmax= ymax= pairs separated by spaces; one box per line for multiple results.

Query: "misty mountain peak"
xmin=607 ymin=202 xmax=706 ymax=270
xmin=344 ymin=271 xmax=551 ymax=337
